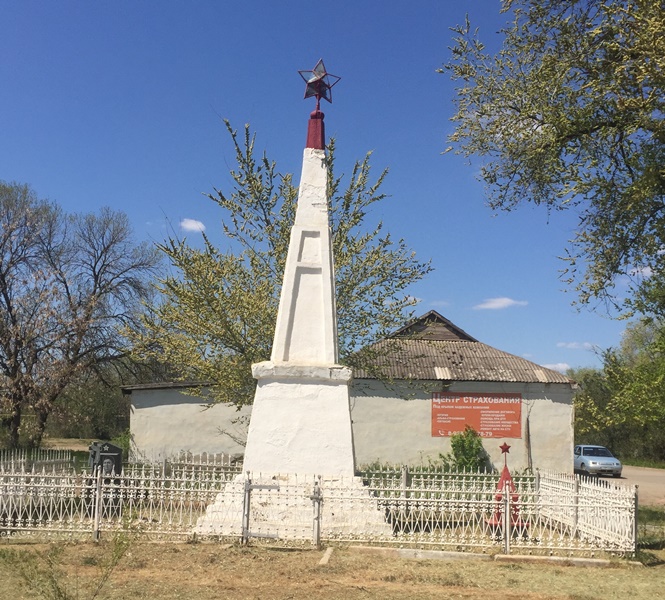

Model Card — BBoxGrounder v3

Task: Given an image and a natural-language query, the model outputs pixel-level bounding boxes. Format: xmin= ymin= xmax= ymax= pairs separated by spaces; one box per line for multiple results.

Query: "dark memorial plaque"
xmin=88 ymin=441 xmax=123 ymax=474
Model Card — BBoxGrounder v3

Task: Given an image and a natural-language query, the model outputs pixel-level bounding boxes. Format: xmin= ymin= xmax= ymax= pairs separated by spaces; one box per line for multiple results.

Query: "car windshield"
xmin=583 ymin=447 xmax=613 ymax=457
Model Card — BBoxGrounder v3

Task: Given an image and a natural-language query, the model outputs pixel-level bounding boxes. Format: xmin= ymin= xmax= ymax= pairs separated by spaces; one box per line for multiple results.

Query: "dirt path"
xmin=620 ymin=466 xmax=665 ymax=506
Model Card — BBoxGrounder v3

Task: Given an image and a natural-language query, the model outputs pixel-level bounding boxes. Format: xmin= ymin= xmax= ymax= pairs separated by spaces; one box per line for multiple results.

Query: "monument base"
xmin=242 ymin=362 xmax=356 ymax=477
xmin=194 ymin=473 xmax=392 ymax=540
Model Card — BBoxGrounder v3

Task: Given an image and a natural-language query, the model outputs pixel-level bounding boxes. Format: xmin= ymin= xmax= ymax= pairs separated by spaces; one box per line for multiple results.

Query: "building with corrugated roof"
xmin=349 ymin=310 xmax=575 ymax=471
xmin=125 ymin=310 xmax=575 ymax=472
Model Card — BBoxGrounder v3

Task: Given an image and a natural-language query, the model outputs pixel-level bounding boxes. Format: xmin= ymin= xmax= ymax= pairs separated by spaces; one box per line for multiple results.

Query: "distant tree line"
xmin=570 ymin=319 xmax=665 ymax=462
xmin=0 ymin=181 xmax=162 ymax=448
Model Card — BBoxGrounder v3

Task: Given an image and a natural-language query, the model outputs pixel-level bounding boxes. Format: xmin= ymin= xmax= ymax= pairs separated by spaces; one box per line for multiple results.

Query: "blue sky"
xmin=1 ymin=0 xmax=628 ymax=372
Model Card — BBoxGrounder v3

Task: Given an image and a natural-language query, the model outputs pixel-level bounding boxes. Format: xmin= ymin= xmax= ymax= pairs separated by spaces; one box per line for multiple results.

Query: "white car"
xmin=574 ymin=445 xmax=622 ymax=477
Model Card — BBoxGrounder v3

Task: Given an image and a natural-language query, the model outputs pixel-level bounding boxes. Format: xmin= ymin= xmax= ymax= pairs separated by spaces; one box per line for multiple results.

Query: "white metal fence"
xmin=0 ymin=448 xmax=74 ymax=472
xmin=150 ymin=451 xmax=243 ymax=478
xmin=0 ymin=463 xmax=637 ymax=556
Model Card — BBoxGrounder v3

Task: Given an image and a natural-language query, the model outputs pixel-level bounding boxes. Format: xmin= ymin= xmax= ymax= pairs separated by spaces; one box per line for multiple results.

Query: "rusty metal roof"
xmin=353 ymin=311 xmax=571 ymax=384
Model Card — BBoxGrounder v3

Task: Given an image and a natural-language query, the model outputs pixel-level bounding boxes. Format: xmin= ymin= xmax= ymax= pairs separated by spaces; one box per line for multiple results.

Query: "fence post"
xmin=503 ymin=492 xmax=510 ymax=554
xmin=241 ymin=472 xmax=251 ymax=545
xmin=633 ymin=485 xmax=639 ymax=553
xmin=93 ymin=467 xmax=103 ymax=542
xmin=310 ymin=477 xmax=322 ymax=550
xmin=400 ymin=465 xmax=408 ymax=498
xmin=573 ymin=477 xmax=579 ymax=531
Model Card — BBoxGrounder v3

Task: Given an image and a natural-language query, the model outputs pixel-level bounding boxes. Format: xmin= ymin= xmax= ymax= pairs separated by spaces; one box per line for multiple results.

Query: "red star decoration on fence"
xmin=500 ymin=443 xmax=511 ymax=454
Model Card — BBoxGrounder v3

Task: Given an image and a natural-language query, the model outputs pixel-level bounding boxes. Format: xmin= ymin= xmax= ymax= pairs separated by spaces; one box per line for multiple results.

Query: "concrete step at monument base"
xmin=194 ymin=473 xmax=392 ymax=539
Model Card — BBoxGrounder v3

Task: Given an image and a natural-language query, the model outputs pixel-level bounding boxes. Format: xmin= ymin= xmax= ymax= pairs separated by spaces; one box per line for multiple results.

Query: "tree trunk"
xmin=7 ymin=404 xmax=21 ymax=449
xmin=29 ymin=406 xmax=51 ymax=449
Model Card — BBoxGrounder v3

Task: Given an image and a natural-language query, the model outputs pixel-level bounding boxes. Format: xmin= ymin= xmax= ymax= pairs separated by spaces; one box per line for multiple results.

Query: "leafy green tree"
xmin=0 ymin=182 xmax=160 ymax=448
xmin=569 ymin=365 xmax=619 ymax=447
xmin=442 ymin=0 xmax=665 ymax=310
xmin=134 ymin=123 xmax=432 ymax=407
xmin=46 ymin=357 xmax=164 ymax=442
xmin=571 ymin=320 xmax=665 ymax=460
xmin=46 ymin=374 xmax=127 ymax=441
xmin=605 ymin=326 xmax=665 ymax=460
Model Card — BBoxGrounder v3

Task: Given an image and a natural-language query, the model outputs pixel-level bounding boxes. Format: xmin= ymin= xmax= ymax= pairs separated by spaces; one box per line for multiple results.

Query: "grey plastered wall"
xmin=129 ymin=388 xmax=251 ymax=460
xmin=129 ymin=379 xmax=574 ymax=472
xmin=349 ymin=379 xmax=574 ymax=472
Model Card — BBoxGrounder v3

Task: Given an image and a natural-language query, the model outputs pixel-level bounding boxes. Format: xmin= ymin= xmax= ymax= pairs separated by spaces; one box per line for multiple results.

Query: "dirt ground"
xmin=621 ymin=466 xmax=665 ymax=506
xmin=0 ymin=541 xmax=663 ymax=600
xmin=41 ymin=437 xmax=94 ymax=452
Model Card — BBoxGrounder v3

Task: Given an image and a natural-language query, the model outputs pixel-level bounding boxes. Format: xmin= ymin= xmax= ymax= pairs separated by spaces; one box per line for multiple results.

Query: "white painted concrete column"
xmin=243 ymin=145 xmax=355 ymax=477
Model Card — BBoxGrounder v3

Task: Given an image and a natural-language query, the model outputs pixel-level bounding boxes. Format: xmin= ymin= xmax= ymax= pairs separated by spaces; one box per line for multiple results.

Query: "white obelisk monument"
xmin=194 ymin=61 xmax=392 ymax=539
xmin=242 ymin=60 xmax=355 ymax=477
xmin=196 ymin=63 xmax=390 ymax=539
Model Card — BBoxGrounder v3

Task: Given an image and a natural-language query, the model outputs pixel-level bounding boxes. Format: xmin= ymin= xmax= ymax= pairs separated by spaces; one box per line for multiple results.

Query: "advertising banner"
xmin=431 ymin=392 xmax=522 ymax=438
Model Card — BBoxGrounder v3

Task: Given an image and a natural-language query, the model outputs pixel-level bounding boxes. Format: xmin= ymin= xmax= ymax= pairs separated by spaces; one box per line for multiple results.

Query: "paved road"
xmin=618 ymin=466 xmax=665 ymax=506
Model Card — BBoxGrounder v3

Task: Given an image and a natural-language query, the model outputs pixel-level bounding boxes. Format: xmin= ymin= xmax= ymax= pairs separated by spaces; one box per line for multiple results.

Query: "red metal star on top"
xmin=298 ymin=59 xmax=340 ymax=150
xmin=298 ymin=59 xmax=341 ymax=111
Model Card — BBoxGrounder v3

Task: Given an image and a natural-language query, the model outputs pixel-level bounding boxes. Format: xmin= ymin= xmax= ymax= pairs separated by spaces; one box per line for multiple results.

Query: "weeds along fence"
xmin=0 ymin=463 xmax=637 ymax=556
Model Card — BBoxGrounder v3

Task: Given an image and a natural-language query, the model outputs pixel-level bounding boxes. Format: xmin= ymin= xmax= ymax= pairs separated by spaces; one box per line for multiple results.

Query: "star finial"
xmin=500 ymin=442 xmax=511 ymax=468
xmin=298 ymin=59 xmax=341 ymax=110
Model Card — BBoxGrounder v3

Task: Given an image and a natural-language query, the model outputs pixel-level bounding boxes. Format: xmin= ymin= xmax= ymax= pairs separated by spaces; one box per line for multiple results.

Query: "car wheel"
xmin=580 ymin=463 xmax=591 ymax=477
xmin=612 ymin=473 xmax=621 ymax=478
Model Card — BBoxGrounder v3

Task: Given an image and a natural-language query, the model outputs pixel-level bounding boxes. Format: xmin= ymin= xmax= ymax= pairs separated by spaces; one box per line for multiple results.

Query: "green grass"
xmin=637 ymin=504 xmax=665 ymax=565
xmin=622 ymin=458 xmax=665 ymax=469
xmin=639 ymin=506 xmax=665 ymax=525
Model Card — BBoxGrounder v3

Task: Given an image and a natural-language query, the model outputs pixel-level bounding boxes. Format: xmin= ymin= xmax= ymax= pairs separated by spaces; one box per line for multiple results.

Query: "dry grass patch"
xmin=0 ymin=542 xmax=662 ymax=600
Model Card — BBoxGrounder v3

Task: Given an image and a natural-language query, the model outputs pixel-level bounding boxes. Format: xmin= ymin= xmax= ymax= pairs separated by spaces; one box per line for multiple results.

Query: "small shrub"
xmin=438 ymin=426 xmax=491 ymax=471
xmin=82 ymin=555 xmax=98 ymax=566
xmin=110 ymin=429 xmax=132 ymax=456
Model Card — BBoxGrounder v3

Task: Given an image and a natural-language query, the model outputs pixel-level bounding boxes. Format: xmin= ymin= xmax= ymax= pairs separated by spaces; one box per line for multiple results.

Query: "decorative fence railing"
xmin=0 ymin=465 xmax=230 ymax=541
xmin=0 ymin=465 xmax=637 ymax=556
xmin=128 ymin=452 xmax=244 ymax=479
xmin=361 ymin=464 xmax=534 ymax=496
xmin=536 ymin=470 xmax=637 ymax=551
xmin=0 ymin=448 xmax=73 ymax=472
